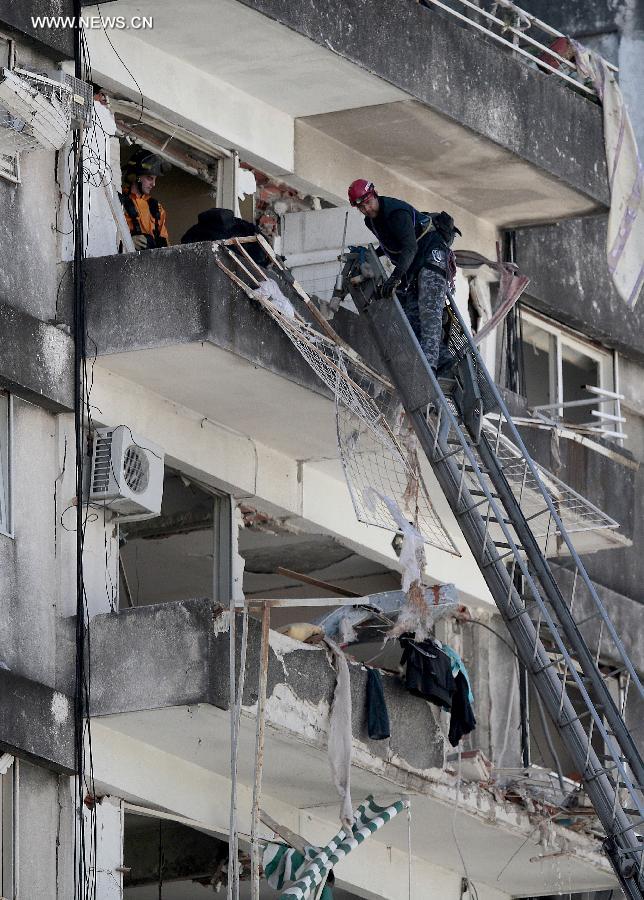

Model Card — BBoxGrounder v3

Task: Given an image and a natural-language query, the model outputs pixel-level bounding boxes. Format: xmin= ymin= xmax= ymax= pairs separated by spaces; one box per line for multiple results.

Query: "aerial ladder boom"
xmin=340 ymin=249 xmax=644 ymax=900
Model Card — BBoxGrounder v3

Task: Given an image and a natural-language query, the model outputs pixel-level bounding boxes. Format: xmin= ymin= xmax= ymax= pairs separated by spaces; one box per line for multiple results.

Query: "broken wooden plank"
xmin=275 ymin=566 xmax=361 ymax=598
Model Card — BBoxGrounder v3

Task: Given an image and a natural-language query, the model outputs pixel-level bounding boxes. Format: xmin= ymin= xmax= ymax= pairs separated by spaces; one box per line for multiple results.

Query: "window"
xmin=0 ymin=154 xmax=19 ymax=184
xmin=118 ymin=470 xmax=231 ymax=609
xmin=520 ymin=310 xmax=618 ymax=430
xmin=0 ymin=754 xmax=14 ymax=899
xmin=0 ymin=392 xmax=11 ymax=536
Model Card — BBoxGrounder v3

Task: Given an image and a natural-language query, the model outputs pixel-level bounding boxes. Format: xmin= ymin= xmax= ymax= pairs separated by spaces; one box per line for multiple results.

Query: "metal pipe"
xmin=250 ymin=602 xmax=271 ymax=900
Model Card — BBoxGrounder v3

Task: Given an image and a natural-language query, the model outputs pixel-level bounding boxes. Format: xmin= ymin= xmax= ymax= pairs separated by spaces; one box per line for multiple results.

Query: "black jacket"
xmin=364 ymin=197 xmax=459 ymax=285
xmin=399 ymin=636 xmax=455 ymax=710
xmin=181 ymin=208 xmax=268 ymax=265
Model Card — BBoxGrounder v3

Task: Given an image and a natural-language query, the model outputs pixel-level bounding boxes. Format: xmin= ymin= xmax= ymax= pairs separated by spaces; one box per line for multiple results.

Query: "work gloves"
xmin=379 ymin=275 xmax=401 ymax=298
xmin=133 ymin=234 xmax=150 ymax=250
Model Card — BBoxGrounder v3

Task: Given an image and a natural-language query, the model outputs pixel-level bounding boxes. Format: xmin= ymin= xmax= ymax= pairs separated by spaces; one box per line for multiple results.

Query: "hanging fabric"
xmin=366 ymin=668 xmax=391 ymax=740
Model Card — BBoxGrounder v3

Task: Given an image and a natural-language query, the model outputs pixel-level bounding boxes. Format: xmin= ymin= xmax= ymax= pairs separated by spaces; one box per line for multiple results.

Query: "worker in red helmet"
xmin=348 ymin=179 xmax=460 ymax=374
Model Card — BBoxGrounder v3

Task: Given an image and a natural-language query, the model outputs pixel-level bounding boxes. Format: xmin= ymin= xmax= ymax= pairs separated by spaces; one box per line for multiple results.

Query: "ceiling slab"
xmin=300 ymin=100 xmax=600 ymax=226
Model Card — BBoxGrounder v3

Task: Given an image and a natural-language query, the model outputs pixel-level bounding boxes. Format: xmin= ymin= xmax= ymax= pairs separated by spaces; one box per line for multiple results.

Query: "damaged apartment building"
xmin=0 ymin=0 xmax=643 ymax=898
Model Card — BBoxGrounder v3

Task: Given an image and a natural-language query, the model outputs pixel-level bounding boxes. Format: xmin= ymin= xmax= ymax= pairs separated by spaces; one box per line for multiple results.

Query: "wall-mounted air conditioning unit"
xmin=0 ymin=67 xmax=73 ymax=153
xmin=89 ymin=426 xmax=164 ymax=520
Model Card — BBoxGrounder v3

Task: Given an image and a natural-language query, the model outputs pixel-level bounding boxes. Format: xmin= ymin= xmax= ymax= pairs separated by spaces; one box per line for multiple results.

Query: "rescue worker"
xmin=180 ymin=207 xmax=269 ymax=266
xmin=348 ymin=179 xmax=459 ymax=373
xmin=120 ymin=148 xmax=170 ymax=250
xmin=91 ymin=83 xmax=109 ymax=107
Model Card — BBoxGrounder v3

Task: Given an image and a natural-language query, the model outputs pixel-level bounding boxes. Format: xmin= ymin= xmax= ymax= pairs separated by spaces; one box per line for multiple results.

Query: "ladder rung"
xmin=482 ymin=547 xmax=517 ymax=567
xmin=574 ymin=610 xmax=603 ymax=627
xmin=434 ymin=446 xmax=464 ymax=463
xmin=457 ymin=497 xmax=491 ymax=515
xmin=508 ymin=601 xmax=542 ymax=621
xmin=469 ymin=489 xmax=499 ymax=498
xmin=494 ymin=541 xmax=524 ymax=551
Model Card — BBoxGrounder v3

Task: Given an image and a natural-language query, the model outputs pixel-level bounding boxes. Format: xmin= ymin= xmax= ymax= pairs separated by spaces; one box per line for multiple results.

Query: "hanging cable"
xmin=72 ymin=7 xmax=97 ymax=900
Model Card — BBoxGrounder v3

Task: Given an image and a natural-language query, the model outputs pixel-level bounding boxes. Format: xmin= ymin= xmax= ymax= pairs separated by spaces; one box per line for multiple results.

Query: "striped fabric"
xmin=263 ymin=844 xmax=319 ymax=890
xmin=275 ymin=795 xmax=409 ymax=900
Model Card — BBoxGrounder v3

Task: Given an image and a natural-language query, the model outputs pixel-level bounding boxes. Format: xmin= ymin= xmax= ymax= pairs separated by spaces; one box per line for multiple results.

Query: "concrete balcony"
xmin=84 ymin=0 xmax=609 ymax=228
xmin=0 ymin=669 xmax=74 ymax=774
xmin=515 ymin=215 xmax=644 ymax=366
xmin=82 ymin=598 xmax=616 ymax=899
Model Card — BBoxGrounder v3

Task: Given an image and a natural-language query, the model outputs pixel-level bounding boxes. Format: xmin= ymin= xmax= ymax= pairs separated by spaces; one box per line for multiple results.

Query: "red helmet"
xmin=348 ymin=179 xmax=376 ymax=207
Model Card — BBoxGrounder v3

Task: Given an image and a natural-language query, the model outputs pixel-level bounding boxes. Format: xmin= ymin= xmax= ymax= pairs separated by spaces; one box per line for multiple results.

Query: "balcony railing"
xmin=419 ymin=0 xmax=618 ymax=97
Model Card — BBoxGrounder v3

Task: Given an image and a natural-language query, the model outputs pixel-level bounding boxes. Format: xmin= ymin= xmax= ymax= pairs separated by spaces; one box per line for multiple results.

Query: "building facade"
xmin=0 ymin=1 xmax=642 ymax=898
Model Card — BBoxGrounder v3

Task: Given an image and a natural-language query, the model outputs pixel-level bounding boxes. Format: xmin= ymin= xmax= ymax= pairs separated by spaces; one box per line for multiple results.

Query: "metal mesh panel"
xmin=260 ymin=300 xmax=460 ymax=556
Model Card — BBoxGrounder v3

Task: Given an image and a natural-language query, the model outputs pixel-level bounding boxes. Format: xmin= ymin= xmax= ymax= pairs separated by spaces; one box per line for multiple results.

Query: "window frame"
xmin=0 ymin=391 xmax=12 ymax=538
xmin=520 ymin=308 xmax=619 ymax=431
xmin=0 ymin=154 xmax=20 ymax=185
xmin=0 ymin=754 xmax=15 ymax=900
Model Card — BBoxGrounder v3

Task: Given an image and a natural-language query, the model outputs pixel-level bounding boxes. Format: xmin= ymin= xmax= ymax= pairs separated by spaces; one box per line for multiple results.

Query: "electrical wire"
xmin=93 ymin=2 xmax=145 ymax=123
xmin=72 ymin=11 xmax=98 ymax=900
xmin=463 ymin=618 xmax=569 ymax=786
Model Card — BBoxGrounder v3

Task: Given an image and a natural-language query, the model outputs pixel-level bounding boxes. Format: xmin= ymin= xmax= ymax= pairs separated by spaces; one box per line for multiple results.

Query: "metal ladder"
xmin=345 ymin=271 xmax=644 ymax=899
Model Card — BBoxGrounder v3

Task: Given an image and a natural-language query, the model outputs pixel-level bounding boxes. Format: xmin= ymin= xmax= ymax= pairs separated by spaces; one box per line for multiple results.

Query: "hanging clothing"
xmin=441 ymin=644 xmax=474 ymax=704
xmin=399 ymin=636 xmax=455 ymax=710
xmin=366 ymin=668 xmax=391 ymax=741
xmin=448 ymin=672 xmax=477 ymax=747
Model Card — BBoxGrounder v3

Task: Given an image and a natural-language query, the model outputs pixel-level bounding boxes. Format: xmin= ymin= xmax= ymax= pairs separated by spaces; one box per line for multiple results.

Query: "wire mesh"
xmin=0 ymin=109 xmax=37 ymax=153
xmin=256 ymin=292 xmax=460 ymax=556
xmin=481 ymin=418 xmax=620 ymax=537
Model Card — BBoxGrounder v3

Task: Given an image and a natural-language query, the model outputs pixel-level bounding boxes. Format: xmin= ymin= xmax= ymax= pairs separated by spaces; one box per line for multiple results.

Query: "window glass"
xmin=519 ymin=312 xmax=615 ymax=431
xmin=521 ymin=319 xmax=552 ymax=410
xmin=561 ymin=343 xmax=600 ymax=424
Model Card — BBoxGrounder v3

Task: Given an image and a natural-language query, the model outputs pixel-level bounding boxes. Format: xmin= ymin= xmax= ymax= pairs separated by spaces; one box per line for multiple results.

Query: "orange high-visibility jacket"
xmin=120 ymin=186 xmax=169 ymax=247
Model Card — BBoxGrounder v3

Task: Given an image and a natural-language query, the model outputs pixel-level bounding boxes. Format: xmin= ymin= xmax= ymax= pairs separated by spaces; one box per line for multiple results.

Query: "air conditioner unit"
xmin=89 ymin=426 xmax=164 ymax=520
xmin=0 ymin=67 xmax=73 ymax=152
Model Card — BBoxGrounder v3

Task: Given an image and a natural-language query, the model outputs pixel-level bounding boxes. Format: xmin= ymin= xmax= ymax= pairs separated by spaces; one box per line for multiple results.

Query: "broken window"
xmin=0 ymin=754 xmax=14 ymax=899
xmin=118 ymin=470 xmax=231 ymax=609
xmin=0 ymin=392 xmax=11 ymax=536
xmin=520 ymin=309 xmax=618 ymax=430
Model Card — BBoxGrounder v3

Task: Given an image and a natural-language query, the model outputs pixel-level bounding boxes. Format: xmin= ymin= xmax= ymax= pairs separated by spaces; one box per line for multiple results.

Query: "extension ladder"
xmin=344 ymin=267 xmax=644 ymax=899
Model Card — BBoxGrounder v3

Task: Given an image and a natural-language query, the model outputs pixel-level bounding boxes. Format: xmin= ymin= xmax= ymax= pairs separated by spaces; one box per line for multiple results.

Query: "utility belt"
xmin=401 ymin=233 xmax=452 ymax=289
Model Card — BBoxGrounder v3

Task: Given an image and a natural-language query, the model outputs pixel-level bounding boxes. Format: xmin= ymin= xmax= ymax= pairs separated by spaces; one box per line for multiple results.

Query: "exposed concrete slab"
xmin=83 ymin=598 xmax=446 ymax=775
xmin=299 ymin=101 xmax=600 ymax=227
xmin=236 ymin=0 xmax=609 ymax=205
xmin=0 ymin=670 xmax=74 ymax=773
xmin=82 ymin=244 xmax=328 ymax=406
xmin=514 ymin=214 xmax=644 ymax=366
xmin=0 ymin=302 xmax=73 ymax=412
xmin=84 ymin=597 xmax=616 ymax=896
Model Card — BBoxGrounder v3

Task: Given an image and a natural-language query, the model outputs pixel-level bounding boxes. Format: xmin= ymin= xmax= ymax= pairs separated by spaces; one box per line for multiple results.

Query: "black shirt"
xmin=364 ymin=196 xmax=433 ymax=283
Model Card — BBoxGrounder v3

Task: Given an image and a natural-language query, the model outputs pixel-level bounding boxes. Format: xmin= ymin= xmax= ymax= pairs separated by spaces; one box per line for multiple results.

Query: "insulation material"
xmin=253 ymin=278 xmax=296 ymax=319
